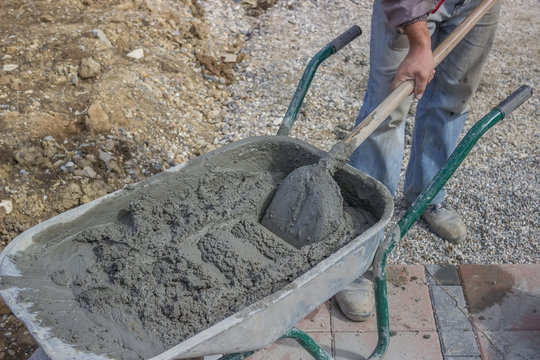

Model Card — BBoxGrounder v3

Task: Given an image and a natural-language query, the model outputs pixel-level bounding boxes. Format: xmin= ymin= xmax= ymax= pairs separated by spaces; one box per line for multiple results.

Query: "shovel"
xmin=262 ymin=0 xmax=499 ymax=248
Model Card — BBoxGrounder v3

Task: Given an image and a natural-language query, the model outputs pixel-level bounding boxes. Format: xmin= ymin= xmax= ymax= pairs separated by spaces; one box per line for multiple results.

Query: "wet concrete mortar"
xmin=3 ymin=138 xmax=377 ymax=359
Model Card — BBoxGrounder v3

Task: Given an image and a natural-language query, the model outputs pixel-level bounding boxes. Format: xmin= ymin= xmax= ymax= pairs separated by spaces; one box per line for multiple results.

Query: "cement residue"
xmin=261 ymin=163 xmax=345 ymax=248
xmin=3 ymin=138 xmax=378 ymax=359
xmin=261 ymin=139 xmax=361 ymax=248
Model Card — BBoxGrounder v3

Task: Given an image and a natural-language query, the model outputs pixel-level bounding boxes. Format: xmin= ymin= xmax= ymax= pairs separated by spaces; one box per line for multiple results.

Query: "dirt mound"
xmin=0 ymin=0 xmax=271 ymax=358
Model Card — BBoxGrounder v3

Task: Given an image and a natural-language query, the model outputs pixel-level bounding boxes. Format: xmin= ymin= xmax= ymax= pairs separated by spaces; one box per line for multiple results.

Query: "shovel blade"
xmin=261 ymin=164 xmax=344 ymax=248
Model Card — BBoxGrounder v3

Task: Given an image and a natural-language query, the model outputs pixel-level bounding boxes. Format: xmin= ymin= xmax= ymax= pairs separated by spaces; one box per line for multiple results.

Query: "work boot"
xmin=335 ymin=277 xmax=375 ymax=322
xmin=421 ymin=202 xmax=466 ymax=243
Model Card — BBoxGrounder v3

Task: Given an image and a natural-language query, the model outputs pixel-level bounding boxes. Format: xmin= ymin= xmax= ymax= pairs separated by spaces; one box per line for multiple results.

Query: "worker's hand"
xmin=391 ymin=21 xmax=435 ymax=100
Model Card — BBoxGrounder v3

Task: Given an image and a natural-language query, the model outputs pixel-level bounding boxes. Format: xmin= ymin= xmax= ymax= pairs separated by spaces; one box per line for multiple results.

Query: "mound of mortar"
xmin=2 ymin=137 xmax=383 ymax=359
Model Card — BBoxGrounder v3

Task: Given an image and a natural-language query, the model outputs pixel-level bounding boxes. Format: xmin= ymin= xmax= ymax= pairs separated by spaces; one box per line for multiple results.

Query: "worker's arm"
xmin=380 ymin=0 xmax=440 ymax=99
xmin=391 ymin=20 xmax=435 ymax=100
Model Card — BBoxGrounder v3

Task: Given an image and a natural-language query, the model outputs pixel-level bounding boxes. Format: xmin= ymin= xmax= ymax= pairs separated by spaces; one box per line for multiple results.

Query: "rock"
xmin=88 ymin=154 xmax=98 ymax=164
xmin=92 ymin=29 xmax=112 ymax=47
xmin=256 ymin=0 xmax=277 ymax=10
xmin=108 ymin=160 xmax=122 ymax=173
xmin=0 ymin=200 xmax=13 ymax=215
xmin=126 ymin=48 xmax=144 ymax=59
xmin=13 ymin=146 xmax=43 ymax=166
xmin=221 ymin=54 xmax=237 ymax=63
xmin=99 ymin=150 xmax=113 ymax=164
xmin=189 ymin=20 xmax=209 ymax=39
xmin=70 ymin=73 xmax=79 ymax=86
xmin=78 ymin=158 xmax=92 ymax=168
xmin=82 ymin=166 xmax=97 ymax=178
xmin=105 ymin=140 xmax=115 ymax=151
xmin=78 ymin=58 xmax=101 ymax=79
xmin=55 ymin=183 xmax=82 ymax=211
xmin=43 ymin=145 xmax=56 ymax=159
xmin=203 ymin=73 xmax=219 ymax=82
xmin=86 ymin=101 xmax=111 ymax=134
xmin=53 ymin=75 xmax=67 ymax=85
xmin=2 ymin=64 xmax=18 ymax=72
xmin=40 ymin=14 xmax=54 ymax=23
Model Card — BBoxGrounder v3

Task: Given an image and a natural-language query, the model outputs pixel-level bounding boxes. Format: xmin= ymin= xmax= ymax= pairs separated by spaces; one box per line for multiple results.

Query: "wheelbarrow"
xmin=0 ymin=5 xmax=533 ymax=360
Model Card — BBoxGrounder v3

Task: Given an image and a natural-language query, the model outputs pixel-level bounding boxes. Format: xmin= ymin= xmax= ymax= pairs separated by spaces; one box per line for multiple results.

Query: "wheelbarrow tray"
xmin=0 ymin=135 xmax=393 ymax=360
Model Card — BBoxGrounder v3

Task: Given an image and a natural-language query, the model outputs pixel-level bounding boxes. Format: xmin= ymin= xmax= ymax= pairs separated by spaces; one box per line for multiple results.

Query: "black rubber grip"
xmin=328 ymin=25 xmax=362 ymax=53
xmin=495 ymin=85 xmax=533 ymax=117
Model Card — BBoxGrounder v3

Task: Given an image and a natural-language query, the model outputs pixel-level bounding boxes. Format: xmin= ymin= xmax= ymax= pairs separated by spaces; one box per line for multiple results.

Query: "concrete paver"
xmin=426 ymin=264 xmax=461 ymax=286
xmin=438 ymin=330 xmax=480 ymax=358
xmin=428 ymin=273 xmax=480 ymax=358
xmin=430 ymin=285 xmax=472 ymax=330
xmin=460 ymin=264 xmax=540 ymax=360
xmin=332 ymin=265 xmax=436 ymax=333
xmin=475 ymin=330 xmax=540 ymax=360
xmin=331 ymin=265 xmax=441 ymax=360
xmin=204 ymin=264 xmax=540 ymax=359
xmin=460 ymin=264 xmax=540 ymax=329
xmin=248 ymin=332 xmax=332 ymax=360
xmin=334 ymin=331 xmax=442 ymax=360
xmin=296 ymin=302 xmax=331 ymax=332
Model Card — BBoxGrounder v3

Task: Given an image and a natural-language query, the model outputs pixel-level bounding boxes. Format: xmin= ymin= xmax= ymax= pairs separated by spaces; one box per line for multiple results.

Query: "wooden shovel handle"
xmin=343 ymin=0 xmax=498 ymax=152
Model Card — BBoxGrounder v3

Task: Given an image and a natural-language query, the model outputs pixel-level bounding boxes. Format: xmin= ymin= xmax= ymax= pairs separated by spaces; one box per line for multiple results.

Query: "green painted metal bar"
xmin=367 ymin=85 xmax=532 ymax=359
xmin=279 ymin=327 xmax=332 ymax=360
xmin=277 ymin=45 xmax=334 ymax=136
xmin=218 ymin=327 xmax=331 ymax=360
xmin=277 ymin=25 xmax=361 ymax=136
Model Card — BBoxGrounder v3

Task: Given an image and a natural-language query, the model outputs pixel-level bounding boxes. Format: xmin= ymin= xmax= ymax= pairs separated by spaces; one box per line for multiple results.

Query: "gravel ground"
xmin=216 ymin=0 xmax=539 ymax=265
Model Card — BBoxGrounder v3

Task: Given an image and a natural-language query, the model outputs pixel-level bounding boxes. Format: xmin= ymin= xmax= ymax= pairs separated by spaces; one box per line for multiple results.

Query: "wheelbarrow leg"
xmin=219 ymin=327 xmax=331 ymax=360
xmin=367 ymin=86 xmax=532 ymax=359
xmin=279 ymin=328 xmax=332 ymax=360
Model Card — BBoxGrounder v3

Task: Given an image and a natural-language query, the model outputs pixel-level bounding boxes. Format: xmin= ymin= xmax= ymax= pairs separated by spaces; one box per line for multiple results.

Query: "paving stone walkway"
xmin=246 ymin=264 xmax=540 ymax=360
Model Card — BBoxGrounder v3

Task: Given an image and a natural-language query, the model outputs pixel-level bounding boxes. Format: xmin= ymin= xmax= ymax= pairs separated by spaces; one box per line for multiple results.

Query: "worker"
xmin=336 ymin=0 xmax=501 ymax=321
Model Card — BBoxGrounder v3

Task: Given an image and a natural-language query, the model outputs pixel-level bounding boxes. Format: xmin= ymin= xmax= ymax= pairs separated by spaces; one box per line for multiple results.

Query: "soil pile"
xmin=0 ymin=1 xmax=267 ymax=356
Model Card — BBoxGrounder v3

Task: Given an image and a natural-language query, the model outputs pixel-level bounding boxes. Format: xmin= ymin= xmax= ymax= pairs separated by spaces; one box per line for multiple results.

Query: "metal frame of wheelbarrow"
xmin=218 ymin=25 xmax=533 ymax=360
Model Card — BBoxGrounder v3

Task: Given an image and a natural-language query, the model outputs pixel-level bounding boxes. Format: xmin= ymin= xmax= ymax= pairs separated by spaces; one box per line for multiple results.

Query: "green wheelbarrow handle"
xmin=368 ymin=85 xmax=533 ymax=360
xmin=277 ymin=25 xmax=362 ymax=136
